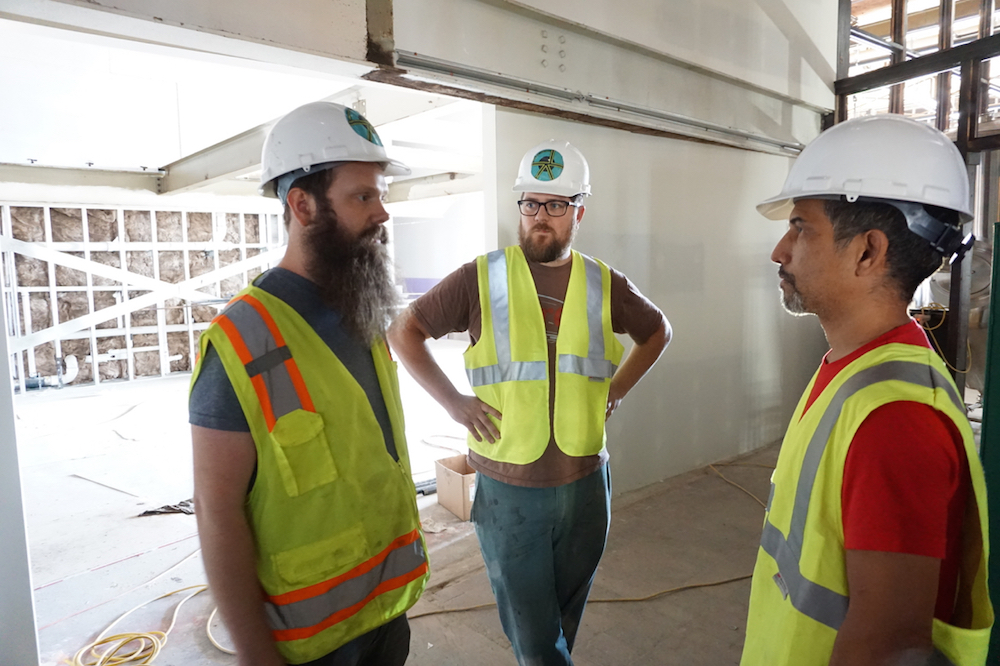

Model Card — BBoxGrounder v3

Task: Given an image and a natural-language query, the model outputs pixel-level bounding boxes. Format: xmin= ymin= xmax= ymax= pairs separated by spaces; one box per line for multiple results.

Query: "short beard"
xmin=518 ymin=222 xmax=576 ymax=263
xmin=304 ymin=197 xmax=400 ymax=344
xmin=778 ymin=269 xmax=809 ymax=316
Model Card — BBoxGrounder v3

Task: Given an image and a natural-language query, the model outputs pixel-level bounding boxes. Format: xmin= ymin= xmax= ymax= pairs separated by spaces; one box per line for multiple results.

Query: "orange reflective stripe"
xmin=284 ymin=359 xmax=316 ymax=412
xmin=237 ymin=293 xmax=314 ymax=414
xmin=215 ymin=315 xmax=253 ymax=365
xmin=215 ymin=314 xmax=278 ymax=430
xmin=271 ymin=562 xmax=429 ymax=643
xmin=239 ymin=294 xmax=289 ymax=347
xmin=269 ymin=529 xmax=422 ymax=606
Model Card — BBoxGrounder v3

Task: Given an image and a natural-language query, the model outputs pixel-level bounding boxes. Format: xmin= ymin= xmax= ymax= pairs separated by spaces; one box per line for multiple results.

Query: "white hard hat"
xmin=260 ymin=101 xmax=409 ymax=200
xmin=757 ymin=114 xmax=972 ymax=255
xmin=512 ymin=140 xmax=591 ymax=197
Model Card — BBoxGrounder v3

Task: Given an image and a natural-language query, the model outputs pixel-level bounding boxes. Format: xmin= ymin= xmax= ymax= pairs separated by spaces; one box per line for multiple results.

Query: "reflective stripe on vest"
xmin=265 ymin=529 xmax=429 ymax=642
xmin=213 ymin=294 xmax=315 ymax=430
xmin=466 ymin=249 xmax=616 ymax=387
xmin=760 ymin=360 xmax=964 ymax=630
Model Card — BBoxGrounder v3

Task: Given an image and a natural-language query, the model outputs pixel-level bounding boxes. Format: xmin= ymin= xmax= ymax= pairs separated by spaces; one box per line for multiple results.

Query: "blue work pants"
xmin=472 ymin=465 xmax=611 ymax=666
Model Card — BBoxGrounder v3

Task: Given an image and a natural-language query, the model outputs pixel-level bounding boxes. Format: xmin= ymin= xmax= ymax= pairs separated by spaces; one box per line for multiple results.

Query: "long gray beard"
xmin=305 ymin=202 xmax=400 ymax=345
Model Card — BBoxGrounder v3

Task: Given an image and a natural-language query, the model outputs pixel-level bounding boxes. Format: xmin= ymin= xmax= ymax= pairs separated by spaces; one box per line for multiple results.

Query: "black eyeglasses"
xmin=517 ymin=199 xmax=581 ymax=217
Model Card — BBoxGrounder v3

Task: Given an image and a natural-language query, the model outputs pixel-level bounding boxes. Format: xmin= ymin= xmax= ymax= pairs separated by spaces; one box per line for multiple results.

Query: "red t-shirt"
xmin=802 ymin=320 xmax=970 ymax=623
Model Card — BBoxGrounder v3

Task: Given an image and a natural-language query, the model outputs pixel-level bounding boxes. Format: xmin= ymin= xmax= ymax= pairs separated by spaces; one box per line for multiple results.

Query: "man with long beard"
xmin=189 ymin=102 xmax=428 ymax=666
xmin=388 ymin=140 xmax=670 ymax=665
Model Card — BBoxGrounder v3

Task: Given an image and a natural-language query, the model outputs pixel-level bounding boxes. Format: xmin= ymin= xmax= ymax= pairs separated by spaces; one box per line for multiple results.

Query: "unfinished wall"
xmin=1 ymin=204 xmax=281 ymax=390
xmin=492 ymin=108 xmax=829 ymax=495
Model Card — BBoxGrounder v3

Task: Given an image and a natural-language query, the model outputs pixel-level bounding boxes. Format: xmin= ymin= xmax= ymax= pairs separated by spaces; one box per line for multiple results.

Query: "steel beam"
xmin=836 ymin=32 xmax=1000 ymax=95
xmin=158 ymin=125 xmax=267 ymax=196
xmin=938 ymin=1 xmax=956 ymax=131
xmin=889 ymin=0 xmax=909 ymax=114
xmin=0 ymin=162 xmax=161 ymax=192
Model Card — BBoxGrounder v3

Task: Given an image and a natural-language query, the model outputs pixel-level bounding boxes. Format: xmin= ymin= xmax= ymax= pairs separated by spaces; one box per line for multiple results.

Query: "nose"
xmin=771 ymin=229 xmax=791 ymax=265
xmin=373 ymin=200 xmax=390 ymax=226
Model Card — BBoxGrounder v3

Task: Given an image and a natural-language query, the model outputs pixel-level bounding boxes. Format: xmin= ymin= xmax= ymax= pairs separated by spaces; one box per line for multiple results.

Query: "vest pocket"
xmin=269 ymin=409 xmax=337 ymax=497
xmin=273 ymin=524 xmax=367 ymax=586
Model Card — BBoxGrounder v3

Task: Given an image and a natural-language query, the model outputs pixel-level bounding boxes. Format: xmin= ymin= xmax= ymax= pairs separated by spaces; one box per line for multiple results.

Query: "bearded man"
xmin=189 ymin=102 xmax=428 ymax=666
xmin=388 ymin=140 xmax=670 ymax=665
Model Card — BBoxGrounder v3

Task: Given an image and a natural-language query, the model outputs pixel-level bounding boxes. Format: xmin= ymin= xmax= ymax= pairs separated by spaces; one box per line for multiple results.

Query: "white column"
xmin=0 ymin=277 xmax=40 ymax=663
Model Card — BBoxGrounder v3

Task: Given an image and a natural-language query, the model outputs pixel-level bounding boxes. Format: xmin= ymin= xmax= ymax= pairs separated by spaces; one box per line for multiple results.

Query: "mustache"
xmin=778 ymin=267 xmax=795 ymax=285
xmin=360 ymin=224 xmax=388 ymax=244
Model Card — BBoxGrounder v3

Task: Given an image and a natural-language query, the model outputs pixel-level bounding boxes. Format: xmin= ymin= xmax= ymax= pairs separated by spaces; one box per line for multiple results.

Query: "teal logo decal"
xmin=531 ymin=149 xmax=564 ymax=181
xmin=345 ymin=108 xmax=383 ymax=146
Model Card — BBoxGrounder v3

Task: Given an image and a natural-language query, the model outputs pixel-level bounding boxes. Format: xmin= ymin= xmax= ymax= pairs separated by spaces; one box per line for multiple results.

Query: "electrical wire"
xmin=915 ymin=303 xmax=972 ymax=374
xmin=410 ymin=462 xmax=766 ymax=621
xmin=206 ymin=607 xmax=236 ymax=654
xmin=74 ymin=461 xmax=768 ymax=657
xmin=708 ymin=465 xmax=767 ymax=508
xmin=72 ymin=585 xmax=206 ymax=666
xmin=408 ymin=574 xmax=754 ymax=620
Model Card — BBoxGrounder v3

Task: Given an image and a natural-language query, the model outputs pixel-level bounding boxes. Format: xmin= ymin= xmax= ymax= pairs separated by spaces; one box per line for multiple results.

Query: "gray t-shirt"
xmin=189 ymin=267 xmax=397 ymax=462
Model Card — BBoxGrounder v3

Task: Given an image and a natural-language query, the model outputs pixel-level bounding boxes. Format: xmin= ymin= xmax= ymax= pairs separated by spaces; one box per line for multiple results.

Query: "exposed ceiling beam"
xmin=157 ymin=85 xmax=461 ymax=195
xmin=0 ymin=163 xmax=161 ymax=192
xmin=387 ymin=173 xmax=483 ymax=203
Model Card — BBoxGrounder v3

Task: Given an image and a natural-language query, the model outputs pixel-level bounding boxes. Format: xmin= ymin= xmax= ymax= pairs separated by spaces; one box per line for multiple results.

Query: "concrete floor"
xmin=15 ymin=339 xmax=776 ymax=665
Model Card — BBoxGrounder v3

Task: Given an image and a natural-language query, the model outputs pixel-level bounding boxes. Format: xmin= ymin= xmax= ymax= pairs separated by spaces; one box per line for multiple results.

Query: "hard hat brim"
xmin=756 ymin=196 xmax=794 ymax=220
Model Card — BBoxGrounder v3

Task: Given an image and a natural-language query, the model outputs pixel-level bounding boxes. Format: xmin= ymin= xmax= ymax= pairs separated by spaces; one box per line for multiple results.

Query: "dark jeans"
xmin=298 ymin=614 xmax=411 ymax=666
xmin=472 ymin=465 xmax=612 ymax=666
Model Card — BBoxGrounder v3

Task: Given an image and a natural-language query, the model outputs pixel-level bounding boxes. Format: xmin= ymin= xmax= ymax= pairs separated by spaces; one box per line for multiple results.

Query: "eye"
xmin=549 ymin=202 xmax=567 ymax=213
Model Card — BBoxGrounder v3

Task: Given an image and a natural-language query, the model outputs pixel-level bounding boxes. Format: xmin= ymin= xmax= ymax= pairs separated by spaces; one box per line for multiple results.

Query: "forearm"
xmin=196 ymin=502 xmax=283 ymax=663
xmin=388 ymin=310 xmax=464 ymax=410
xmin=831 ymin=619 xmax=936 ymax=666
xmin=831 ymin=550 xmax=940 ymax=666
xmin=611 ymin=317 xmax=670 ymax=398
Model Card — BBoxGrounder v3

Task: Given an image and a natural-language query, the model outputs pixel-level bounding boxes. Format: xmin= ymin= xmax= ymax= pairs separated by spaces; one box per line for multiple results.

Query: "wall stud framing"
xmin=0 ymin=201 xmax=284 ymax=390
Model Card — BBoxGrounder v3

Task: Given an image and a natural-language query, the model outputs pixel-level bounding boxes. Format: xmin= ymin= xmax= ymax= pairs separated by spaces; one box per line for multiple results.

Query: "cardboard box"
xmin=434 ymin=454 xmax=476 ymax=521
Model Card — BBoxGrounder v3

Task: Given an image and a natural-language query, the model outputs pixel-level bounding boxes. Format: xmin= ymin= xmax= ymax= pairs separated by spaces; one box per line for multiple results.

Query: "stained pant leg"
xmin=552 ymin=465 xmax=611 ymax=652
xmin=472 ymin=472 xmax=573 ymax=666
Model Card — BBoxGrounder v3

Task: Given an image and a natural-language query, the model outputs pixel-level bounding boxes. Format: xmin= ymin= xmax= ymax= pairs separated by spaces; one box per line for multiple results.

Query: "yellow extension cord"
xmin=71 ymin=461 xmax=766 ymax=662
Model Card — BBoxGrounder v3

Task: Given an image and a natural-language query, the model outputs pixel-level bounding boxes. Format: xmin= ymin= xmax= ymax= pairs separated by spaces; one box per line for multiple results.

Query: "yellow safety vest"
xmin=463 ymin=246 xmax=624 ymax=464
xmin=741 ymin=342 xmax=992 ymax=666
xmin=191 ymin=285 xmax=428 ymax=664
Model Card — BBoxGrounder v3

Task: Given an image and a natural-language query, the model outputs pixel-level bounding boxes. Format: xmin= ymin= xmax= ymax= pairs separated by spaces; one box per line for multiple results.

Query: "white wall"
xmin=390 ymin=192 xmax=488 ymax=294
xmin=493 ymin=109 xmax=829 ymax=494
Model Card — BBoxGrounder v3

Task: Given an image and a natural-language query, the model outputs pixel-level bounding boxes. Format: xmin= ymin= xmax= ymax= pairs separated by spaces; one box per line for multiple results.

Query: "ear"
xmin=574 ymin=204 xmax=586 ymax=225
xmin=286 ymin=187 xmax=317 ymax=228
xmin=855 ymin=229 xmax=890 ymax=277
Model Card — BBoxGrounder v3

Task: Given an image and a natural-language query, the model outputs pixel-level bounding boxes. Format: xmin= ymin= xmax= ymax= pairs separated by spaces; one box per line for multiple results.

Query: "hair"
xmin=823 ymin=199 xmax=948 ymax=303
xmin=281 ymin=167 xmax=338 ymax=227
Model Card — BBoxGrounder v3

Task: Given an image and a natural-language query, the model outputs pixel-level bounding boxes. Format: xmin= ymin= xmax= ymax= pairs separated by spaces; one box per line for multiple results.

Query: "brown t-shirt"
xmin=410 ymin=252 xmax=665 ymax=488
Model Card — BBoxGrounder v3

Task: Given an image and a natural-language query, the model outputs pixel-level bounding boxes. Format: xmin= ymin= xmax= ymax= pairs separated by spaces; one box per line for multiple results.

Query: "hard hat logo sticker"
xmin=531 ymin=149 xmax=564 ymax=181
xmin=345 ymin=108 xmax=383 ymax=146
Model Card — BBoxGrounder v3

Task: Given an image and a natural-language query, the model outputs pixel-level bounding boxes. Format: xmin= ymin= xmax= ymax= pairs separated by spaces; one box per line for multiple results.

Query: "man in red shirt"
xmin=741 ymin=115 xmax=992 ymax=666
